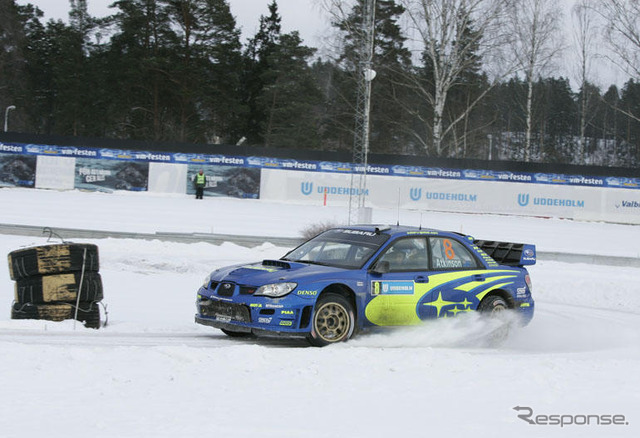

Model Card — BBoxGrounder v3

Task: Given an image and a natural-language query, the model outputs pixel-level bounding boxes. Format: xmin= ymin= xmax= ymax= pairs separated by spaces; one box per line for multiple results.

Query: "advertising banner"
xmin=75 ymin=159 xmax=149 ymax=192
xmin=0 ymin=152 xmax=36 ymax=188
xmin=3 ymin=140 xmax=639 ymax=192
xmin=35 ymin=156 xmax=76 ymax=190
xmin=260 ymin=169 xmax=634 ymax=223
xmin=601 ymin=188 xmax=640 ymax=223
xmin=148 ymin=163 xmax=187 ymax=194
xmin=1 ymin=139 xmax=638 ymax=224
xmin=186 ymin=164 xmax=260 ymax=199
xmin=403 ymin=178 xmax=608 ymax=219
xmin=261 ymin=169 xmax=366 ymax=206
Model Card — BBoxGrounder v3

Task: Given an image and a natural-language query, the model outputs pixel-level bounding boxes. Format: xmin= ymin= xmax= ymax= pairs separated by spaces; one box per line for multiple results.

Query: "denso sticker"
xmin=297 ymin=290 xmax=318 ymax=296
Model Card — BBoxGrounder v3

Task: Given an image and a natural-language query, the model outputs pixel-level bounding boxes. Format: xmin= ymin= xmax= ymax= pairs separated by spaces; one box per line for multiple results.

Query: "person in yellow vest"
xmin=194 ymin=169 xmax=206 ymax=199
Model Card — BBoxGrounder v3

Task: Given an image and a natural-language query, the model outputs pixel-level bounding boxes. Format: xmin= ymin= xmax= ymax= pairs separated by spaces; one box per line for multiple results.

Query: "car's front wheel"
xmin=307 ymin=293 xmax=356 ymax=347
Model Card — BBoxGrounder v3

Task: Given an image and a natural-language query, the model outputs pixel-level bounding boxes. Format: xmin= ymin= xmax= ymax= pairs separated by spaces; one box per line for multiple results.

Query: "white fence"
xmin=0 ymin=140 xmax=638 ymax=225
xmin=259 ymin=169 xmax=640 ymax=224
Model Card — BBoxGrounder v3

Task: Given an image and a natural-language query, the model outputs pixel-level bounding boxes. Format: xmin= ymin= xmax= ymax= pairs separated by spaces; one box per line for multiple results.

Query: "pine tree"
xmin=597 ymin=85 xmax=622 ymax=165
xmin=242 ymin=0 xmax=282 ymax=145
xmin=259 ymin=31 xmax=322 ymax=148
xmin=0 ymin=0 xmax=31 ymax=131
xmin=328 ymin=0 xmax=413 ymax=154
xmin=534 ymin=77 xmax=575 ymax=163
xmin=165 ymin=0 xmax=244 ymax=143
xmin=106 ymin=0 xmax=178 ymax=140
xmin=241 ymin=0 xmax=323 ymax=148
xmin=195 ymin=0 xmax=245 ymax=144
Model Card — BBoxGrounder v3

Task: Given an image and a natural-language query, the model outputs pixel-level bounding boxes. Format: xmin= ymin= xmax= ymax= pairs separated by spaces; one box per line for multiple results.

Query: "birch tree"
xmin=400 ymin=0 xmax=510 ymax=156
xmin=505 ymin=0 xmax=563 ymax=161
xmin=597 ymin=0 xmax=640 ymax=80
xmin=595 ymin=0 xmax=640 ymax=123
xmin=572 ymin=0 xmax=597 ymax=164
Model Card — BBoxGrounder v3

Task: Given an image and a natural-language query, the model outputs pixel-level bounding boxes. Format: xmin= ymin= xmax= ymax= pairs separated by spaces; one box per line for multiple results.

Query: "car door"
xmin=365 ymin=236 xmax=433 ymax=326
xmin=415 ymin=236 xmax=486 ymax=320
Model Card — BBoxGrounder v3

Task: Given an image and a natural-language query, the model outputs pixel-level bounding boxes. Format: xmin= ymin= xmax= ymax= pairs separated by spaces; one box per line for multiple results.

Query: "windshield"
xmin=282 ymin=229 xmax=389 ymax=269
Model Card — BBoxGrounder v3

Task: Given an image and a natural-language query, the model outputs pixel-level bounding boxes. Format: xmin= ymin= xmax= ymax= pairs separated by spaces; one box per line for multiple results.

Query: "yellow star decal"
xmin=423 ymin=292 xmax=459 ymax=317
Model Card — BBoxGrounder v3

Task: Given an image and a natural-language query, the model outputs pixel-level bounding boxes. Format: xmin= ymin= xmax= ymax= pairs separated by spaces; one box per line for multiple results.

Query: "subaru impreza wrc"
xmin=195 ymin=225 xmax=535 ymax=346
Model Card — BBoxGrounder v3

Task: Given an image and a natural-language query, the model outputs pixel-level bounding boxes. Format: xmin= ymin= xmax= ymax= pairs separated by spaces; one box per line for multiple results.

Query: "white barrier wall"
xmin=259 ymin=169 xmax=640 ymax=224
xmin=6 ymin=151 xmax=640 ymax=225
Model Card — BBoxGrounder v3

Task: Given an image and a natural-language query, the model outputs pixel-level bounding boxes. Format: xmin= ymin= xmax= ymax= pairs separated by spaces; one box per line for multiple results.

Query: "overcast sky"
xmin=16 ymin=0 xmax=331 ymax=48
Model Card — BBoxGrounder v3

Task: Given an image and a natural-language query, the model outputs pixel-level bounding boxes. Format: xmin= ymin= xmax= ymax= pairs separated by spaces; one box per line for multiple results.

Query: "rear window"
xmin=429 ymin=237 xmax=480 ymax=269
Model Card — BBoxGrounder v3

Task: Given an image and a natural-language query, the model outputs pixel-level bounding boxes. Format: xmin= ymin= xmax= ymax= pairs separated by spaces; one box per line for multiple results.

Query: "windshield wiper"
xmin=293 ymin=260 xmax=332 ymax=267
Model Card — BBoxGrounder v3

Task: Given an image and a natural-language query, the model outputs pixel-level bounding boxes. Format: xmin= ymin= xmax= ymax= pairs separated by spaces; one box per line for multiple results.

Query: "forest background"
xmin=1 ymin=0 xmax=639 ymax=168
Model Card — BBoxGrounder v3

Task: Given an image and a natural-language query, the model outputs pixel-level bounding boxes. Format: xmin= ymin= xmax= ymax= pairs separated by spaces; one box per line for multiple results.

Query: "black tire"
xmin=8 ymin=243 xmax=99 ymax=281
xmin=307 ymin=293 xmax=356 ymax=347
xmin=11 ymin=302 xmax=101 ymax=329
xmin=82 ymin=303 xmax=101 ymax=329
xmin=477 ymin=295 xmax=509 ymax=314
xmin=477 ymin=295 xmax=510 ymax=346
xmin=221 ymin=328 xmax=253 ymax=338
xmin=14 ymin=272 xmax=103 ymax=304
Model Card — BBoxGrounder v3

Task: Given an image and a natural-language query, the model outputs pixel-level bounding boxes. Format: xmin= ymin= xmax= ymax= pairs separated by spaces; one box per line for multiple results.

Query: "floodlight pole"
xmin=348 ymin=0 xmax=376 ymax=225
xmin=4 ymin=105 xmax=16 ymax=132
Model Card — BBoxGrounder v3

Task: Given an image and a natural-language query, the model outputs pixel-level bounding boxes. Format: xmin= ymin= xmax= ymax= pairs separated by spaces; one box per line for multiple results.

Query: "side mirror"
xmin=370 ymin=260 xmax=390 ymax=275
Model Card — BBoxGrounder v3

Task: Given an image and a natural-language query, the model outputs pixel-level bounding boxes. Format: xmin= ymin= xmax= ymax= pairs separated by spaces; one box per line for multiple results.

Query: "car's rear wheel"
xmin=307 ymin=293 xmax=355 ymax=347
xmin=478 ymin=295 xmax=509 ymax=314
xmin=478 ymin=295 xmax=510 ymax=346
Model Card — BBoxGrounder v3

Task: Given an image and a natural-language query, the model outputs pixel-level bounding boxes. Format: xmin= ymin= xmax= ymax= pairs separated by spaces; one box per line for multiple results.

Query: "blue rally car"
xmin=195 ymin=225 xmax=535 ymax=346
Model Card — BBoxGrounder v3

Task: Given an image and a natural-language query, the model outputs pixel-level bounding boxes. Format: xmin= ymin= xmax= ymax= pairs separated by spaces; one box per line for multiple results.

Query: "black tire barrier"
xmin=8 ymin=243 xmax=99 ymax=281
xmin=14 ymin=272 xmax=104 ymax=304
xmin=11 ymin=302 xmax=101 ymax=329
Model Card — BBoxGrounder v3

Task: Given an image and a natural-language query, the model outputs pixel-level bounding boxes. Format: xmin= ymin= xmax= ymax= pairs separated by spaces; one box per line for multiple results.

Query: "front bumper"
xmin=195 ymin=288 xmax=314 ymax=337
xmin=194 ymin=315 xmax=308 ymax=338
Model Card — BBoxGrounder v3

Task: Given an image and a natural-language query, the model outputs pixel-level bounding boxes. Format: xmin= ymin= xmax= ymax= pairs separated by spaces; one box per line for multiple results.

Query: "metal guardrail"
xmin=1 ymin=223 xmax=638 ymax=267
xmin=0 ymin=223 xmax=303 ymax=248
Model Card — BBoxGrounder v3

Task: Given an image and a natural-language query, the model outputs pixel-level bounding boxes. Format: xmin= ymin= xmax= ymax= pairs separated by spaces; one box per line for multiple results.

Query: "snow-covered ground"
xmin=0 ymin=188 xmax=638 ymax=437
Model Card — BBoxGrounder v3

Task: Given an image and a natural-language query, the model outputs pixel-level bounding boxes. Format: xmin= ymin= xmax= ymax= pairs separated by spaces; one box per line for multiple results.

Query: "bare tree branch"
xmin=399 ymin=0 xmax=513 ymax=156
xmin=505 ymin=0 xmax=564 ymax=161
xmin=593 ymin=0 xmax=640 ymax=80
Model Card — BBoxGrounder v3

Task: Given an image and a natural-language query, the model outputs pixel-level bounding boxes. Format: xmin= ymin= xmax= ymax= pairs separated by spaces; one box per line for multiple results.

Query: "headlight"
xmin=202 ymin=274 xmax=212 ymax=288
xmin=254 ymin=282 xmax=297 ymax=298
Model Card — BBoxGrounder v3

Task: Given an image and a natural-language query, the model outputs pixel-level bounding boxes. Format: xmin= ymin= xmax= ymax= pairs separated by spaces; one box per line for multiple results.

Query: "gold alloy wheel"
xmin=492 ymin=302 xmax=507 ymax=313
xmin=314 ymin=301 xmax=350 ymax=342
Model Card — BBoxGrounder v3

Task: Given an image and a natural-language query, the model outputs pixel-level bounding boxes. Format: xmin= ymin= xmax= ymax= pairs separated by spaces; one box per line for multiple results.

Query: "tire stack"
xmin=8 ymin=243 xmax=103 ymax=329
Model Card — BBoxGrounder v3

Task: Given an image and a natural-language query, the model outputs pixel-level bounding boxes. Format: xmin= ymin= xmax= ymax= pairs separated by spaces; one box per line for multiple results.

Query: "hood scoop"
xmin=262 ymin=259 xmax=291 ymax=270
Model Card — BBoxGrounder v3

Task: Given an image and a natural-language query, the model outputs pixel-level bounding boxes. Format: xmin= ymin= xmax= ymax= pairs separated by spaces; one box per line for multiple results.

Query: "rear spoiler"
xmin=473 ymin=240 xmax=536 ymax=266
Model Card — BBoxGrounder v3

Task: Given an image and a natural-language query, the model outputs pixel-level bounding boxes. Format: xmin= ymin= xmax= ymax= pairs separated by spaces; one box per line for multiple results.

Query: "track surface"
xmin=1 ymin=299 xmax=637 ymax=353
